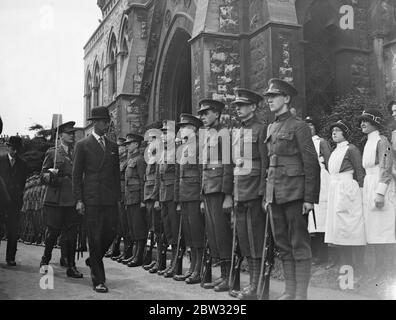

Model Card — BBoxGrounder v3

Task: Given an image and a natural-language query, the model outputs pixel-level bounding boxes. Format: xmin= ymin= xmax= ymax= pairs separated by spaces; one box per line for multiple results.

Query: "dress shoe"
xmin=6 ymin=261 xmax=17 ymax=267
xmin=174 ymin=271 xmax=192 ymax=281
xmin=93 ymin=283 xmax=108 ymax=293
xmin=128 ymin=258 xmax=143 ymax=268
xmin=67 ymin=266 xmax=83 ymax=279
xmin=202 ymin=277 xmax=224 ymax=289
xmin=149 ymin=263 xmax=159 ymax=274
xmin=122 ymin=256 xmax=135 ymax=265
xmin=143 ymin=261 xmax=156 ymax=271
xmin=163 ymin=268 xmax=176 ymax=278
xmin=214 ymin=279 xmax=230 ymax=292
xmin=116 ymin=255 xmax=126 ymax=263
xmin=185 ymin=272 xmax=201 ymax=285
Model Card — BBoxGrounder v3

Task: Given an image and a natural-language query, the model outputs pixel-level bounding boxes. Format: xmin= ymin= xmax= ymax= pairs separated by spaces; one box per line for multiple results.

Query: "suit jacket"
xmin=201 ymin=123 xmax=233 ymax=195
xmin=265 ymin=111 xmax=320 ymax=205
xmin=72 ymin=135 xmax=121 ymax=206
xmin=0 ymin=154 xmax=28 ymax=210
xmin=125 ymin=151 xmax=146 ymax=205
xmin=41 ymin=145 xmax=75 ymax=207
xmin=233 ymin=115 xmax=268 ymax=202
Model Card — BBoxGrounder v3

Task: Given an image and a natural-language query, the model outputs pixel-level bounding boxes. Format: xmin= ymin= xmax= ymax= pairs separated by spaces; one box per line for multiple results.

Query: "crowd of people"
xmin=1 ymin=78 xmax=396 ymax=300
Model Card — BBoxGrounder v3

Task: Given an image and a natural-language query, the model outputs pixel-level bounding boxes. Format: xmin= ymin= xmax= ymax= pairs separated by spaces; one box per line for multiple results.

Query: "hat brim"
xmin=87 ymin=116 xmax=111 ymax=121
xmin=330 ymin=123 xmax=350 ymax=136
xmin=358 ymin=115 xmax=383 ymax=127
xmin=231 ymin=99 xmax=253 ymax=105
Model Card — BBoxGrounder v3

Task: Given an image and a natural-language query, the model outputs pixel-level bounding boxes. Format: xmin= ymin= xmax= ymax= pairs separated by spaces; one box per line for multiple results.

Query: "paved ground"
xmin=0 ymin=242 xmax=370 ymax=300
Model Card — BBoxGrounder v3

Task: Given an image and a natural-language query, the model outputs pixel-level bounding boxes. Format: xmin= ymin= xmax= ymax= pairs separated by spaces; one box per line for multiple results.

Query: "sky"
xmin=0 ymin=0 xmax=101 ymax=136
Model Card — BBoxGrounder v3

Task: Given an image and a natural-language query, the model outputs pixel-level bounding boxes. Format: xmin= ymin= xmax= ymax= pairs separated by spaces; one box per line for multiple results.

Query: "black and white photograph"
xmin=2 ymin=0 xmax=396 ymax=305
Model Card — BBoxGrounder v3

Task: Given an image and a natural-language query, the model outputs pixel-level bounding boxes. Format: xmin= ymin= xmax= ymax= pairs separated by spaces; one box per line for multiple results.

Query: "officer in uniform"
xmin=142 ymin=130 xmax=161 ymax=270
xmin=231 ymin=89 xmax=268 ymax=300
xmin=262 ymin=79 xmax=320 ymax=300
xmin=39 ymin=121 xmax=83 ymax=278
xmin=198 ymin=99 xmax=234 ymax=292
xmin=174 ymin=114 xmax=205 ymax=284
xmin=156 ymin=121 xmax=182 ymax=277
xmin=123 ymin=133 xmax=147 ymax=267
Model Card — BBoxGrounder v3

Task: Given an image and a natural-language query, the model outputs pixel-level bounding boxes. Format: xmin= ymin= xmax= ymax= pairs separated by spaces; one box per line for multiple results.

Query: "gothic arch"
xmin=152 ymin=13 xmax=194 ymax=121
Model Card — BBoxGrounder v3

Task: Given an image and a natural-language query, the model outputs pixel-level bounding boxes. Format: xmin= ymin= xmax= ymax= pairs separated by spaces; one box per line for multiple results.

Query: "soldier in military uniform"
xmin=123 ymin=133 xmax=147 ymax=267
xmin=231 ymin=89 xmax=268 ymax=300
xmin=39 ymin=121 xmax=83 ymax=278
xmin=142 ymin=130 xmax=161 ymax=271
xmin=155 ymin=121 xmax=182 ymax=277
xmin=262 ymin=79 xmax=320 ymax=300
xmin=198 ymin=99 xmax=234 ymax=292
xmin=174 ymin=114 xmax=205 ymax=284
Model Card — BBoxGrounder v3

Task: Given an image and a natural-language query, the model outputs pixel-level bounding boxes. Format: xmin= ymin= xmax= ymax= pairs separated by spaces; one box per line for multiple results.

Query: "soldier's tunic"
xmin=118 ymin=150 xmax=129 ymax=244
xmin=201 ymin=123 xmax=233 ymax=260
xmin=175 ymin=138 xmax=204 ymax=248
xmin=125 ymin=150 xmax=147 ymax=240
xmin=41 ymin=144 xmax=80 ymax=264
xmin=233 ymin=115 xmax=267 ymax=258
xmin=362 ymin=131 xmax=396 ymax=244
xmin=155 ymin=150 xmax=179 ymax=246
xmin=265 ymin=111 xmax=320 ymax=261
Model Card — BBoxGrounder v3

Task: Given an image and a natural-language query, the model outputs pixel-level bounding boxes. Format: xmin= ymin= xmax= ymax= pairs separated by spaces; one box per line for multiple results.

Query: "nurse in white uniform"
xmin=305 ymin=116 xmax=332 ymax=265
xmin=325 ymin=120 xmax=366 ymax=275
xmin=359 ymin=109 xmax=396 ymax=280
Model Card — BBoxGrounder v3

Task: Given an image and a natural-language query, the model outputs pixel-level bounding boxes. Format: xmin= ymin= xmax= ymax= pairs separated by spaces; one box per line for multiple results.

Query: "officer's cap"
xmin=58 ymin=121 xmax=77 ymax=134
xmin=197 ymin=99 xmax=225 ymax=115
xmin=123 ymin=133 xmax=144 ymax=145
xmin=231 ymin=88 xmax=263 ymax=106
xmin=263 ymin=78 xmax=298 ymax=97
xmin=176 ymin=114 xmax=203 ymax=129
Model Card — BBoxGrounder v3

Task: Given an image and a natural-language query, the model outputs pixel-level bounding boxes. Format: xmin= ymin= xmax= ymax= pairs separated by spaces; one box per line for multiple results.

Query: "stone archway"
xmin=159 ymin=29 xmax=192 ymax=121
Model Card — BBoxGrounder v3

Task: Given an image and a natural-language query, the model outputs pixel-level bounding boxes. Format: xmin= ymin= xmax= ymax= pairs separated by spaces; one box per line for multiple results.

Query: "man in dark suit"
xmin=0 ymin=136 xmax=28 ymax=266
xmin=39 ymin=121 xmax=83 ymax=278
xmin=263 ymin=79 xmax=320 ymax=300
xmin=0 ymin=117 xmax=11 ymax=212
xmin=72 ymin=107 xmax=121 ymax=293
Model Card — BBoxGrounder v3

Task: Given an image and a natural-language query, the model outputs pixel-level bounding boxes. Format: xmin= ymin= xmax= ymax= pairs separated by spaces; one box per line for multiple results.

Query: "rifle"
xmin=257 ymin=204 xmax=275 ymax=300
xmin=229 ymin=209 xmax=242 ymax=293
xmin=142 ymin=230 xmax=155 ymax=266
xmin=157 ymin=226 xmax=167 ymax=272
xmin=171 ymin=211 xmax=184 ymax=275
xmin=200 ymin=238 xmax=212 ymax=288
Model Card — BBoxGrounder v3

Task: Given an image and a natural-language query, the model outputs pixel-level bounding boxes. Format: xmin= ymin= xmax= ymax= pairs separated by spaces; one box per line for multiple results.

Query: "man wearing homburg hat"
xmin=231 ymin=89 xmax=268 ymax=300
xmin=123 ymin=133 xmax=147 ymax=267
xmin=0 ymin=135 xmax=27 ymax=265
xmin=72 ymin=107 xmax=121 ymax=293
xmin=174 ymin=114 xmax=205 ymax=284
xmin=39 ymin=121 xmax=83 ymax=278
xmin=198 ymin=99 xmax=234 ymax=292
xmin=263 ymin=79 xmax=320 ymax=300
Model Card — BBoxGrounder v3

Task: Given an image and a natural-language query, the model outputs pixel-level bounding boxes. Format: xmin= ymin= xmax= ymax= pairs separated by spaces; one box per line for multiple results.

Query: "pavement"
xmin=0 ymin=242 xmax=371 ymax=300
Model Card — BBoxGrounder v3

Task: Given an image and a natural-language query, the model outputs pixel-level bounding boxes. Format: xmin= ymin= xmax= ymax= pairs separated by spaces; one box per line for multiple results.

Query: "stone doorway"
xmin=160 ymin=29 xmax=192 ymax=121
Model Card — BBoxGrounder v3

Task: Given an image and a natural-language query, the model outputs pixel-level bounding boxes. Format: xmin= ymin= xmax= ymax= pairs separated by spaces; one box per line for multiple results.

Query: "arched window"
xmin=93 ymin=63 xmax=100 ymax=107
xmin=85 ymin=71 xmax=92 ymax=118
xmin=120 ymin=17 xmax=129 ymax=71
xmin=108 ymin=34 xmax=117 ymax=99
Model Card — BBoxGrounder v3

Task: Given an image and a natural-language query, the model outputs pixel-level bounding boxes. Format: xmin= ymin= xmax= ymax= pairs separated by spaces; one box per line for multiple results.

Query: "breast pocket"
xmin=275 ymin=132 xmax=297 ymax=155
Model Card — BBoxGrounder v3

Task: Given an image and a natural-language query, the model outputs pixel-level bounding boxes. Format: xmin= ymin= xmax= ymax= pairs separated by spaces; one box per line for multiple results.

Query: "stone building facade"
xmin=83 ymin=0 xmax=396 ymax=138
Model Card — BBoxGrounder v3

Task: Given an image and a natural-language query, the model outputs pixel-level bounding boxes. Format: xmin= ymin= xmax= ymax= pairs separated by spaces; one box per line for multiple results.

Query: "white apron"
xmin=308 ymin=136 xmax=330 ymax=233
xmin=362 ymin=131 xmax=396 ymax=244
xmin=324 ymin=142 xmax=366 ymax=246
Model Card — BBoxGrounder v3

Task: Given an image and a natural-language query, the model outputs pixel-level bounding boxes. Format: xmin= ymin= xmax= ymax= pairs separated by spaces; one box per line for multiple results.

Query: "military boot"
xmin=277 ymin=260 xmax=296 ymax=300
xmin=237 ymin=258 xmax=260 ymax=300
xmin=163 ymin=245 xmax=178 ymax=278
xmin=158 ymin=245 xmax=174 ymax=276
xmin=203 ymin=260 xmax=224 ymax=289
xmin=128 ymin=240 xmax=145 ymax=267
xmin=214 ymin=260 xmax=231 ymax=292
xmin=122 ymin=242 xmax=135 ymax=264
xmin=295 ymin=259 xmax=311 ymax=300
